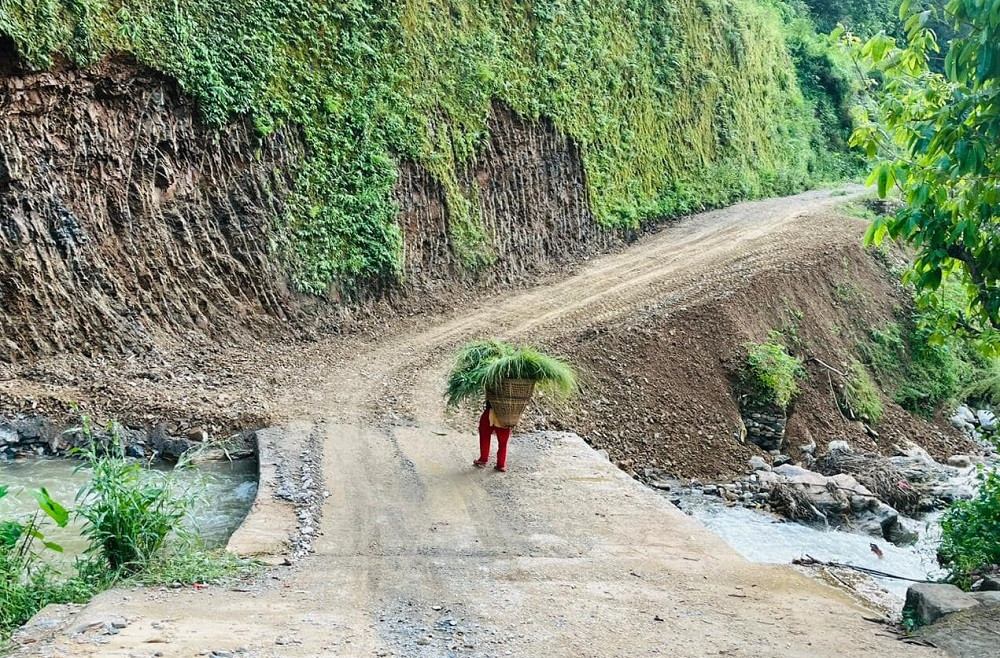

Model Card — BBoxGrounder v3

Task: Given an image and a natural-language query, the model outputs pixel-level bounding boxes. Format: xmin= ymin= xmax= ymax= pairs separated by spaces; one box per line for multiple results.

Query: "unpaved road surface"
xmin=11 ymin=190 xmax=939 ymax=657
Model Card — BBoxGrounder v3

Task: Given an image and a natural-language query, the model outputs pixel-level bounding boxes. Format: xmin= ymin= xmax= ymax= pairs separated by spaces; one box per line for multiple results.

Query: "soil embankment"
xmin=6 ymin=192 xmax=949 ymax=656
xmin=0 ymin=58 xmax=617 ymax=363
xmin=542 ymin=236 xmax=972 ymax=480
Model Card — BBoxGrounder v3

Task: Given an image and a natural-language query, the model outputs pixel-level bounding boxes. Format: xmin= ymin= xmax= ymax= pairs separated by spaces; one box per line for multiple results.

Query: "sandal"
xmin=473 ymin=459 xmax=488 ymax=468
xmin=494 ymin=465 xmax=506 ymax=473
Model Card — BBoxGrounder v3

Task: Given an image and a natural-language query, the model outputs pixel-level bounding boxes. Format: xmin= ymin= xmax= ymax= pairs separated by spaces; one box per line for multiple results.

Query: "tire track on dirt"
xmin=16 ymin=188 xmax=941 ymax=658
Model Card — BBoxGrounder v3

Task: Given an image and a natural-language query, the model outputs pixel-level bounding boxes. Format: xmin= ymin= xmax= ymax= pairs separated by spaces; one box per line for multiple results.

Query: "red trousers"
xmin=478 ymin=408 xmax=511 ymax=468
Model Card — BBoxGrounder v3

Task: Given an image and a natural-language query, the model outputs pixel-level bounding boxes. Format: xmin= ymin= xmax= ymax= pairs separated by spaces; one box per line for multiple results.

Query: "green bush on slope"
xmin=0 ymin=0 xmax=859 ymax=295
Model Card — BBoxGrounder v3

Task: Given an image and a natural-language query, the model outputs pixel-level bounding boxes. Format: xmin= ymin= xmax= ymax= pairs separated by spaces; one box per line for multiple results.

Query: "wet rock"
xmin=904 ymin=583 xmax=979 ymax=625
xmin=189 ymin=448 xmax=228 ymax=463
xmin=889 ymin=455 xmax=974 ymax=509
xmin=0 ymin=426 xmax=18 ymax=446
xmin=980 ymin=576 xmax=1000 ymax=591
xmin=125 ymin=444 xmax=146 ymax=459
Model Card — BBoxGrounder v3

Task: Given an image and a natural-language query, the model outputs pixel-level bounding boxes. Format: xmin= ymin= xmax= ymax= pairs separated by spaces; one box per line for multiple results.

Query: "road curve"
xmin=13 ymin=189 xmax=939 ymax=658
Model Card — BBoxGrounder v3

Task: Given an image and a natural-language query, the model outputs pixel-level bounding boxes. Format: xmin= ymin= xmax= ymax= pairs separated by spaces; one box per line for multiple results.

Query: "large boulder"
xmin=953 ymin=405 xmax=977 ymax=426
xmin=765 ymin=464 xmax=911 ymax=541
xmin=904 ymin=583 xmax=980 ymax=626
xmin=977 ymin=409 xmax=998 ymax=432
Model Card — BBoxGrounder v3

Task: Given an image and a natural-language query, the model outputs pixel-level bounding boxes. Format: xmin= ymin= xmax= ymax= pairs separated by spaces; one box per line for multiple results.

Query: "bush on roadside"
xmin=939 ymin=468 xmax=1000 ymax=589
xmin=0 ymin=486 xmax=95 ymax=636
xmin=1 ymin=417 xmax=259 ymax=639
xmin=73 ymin=425 xmax=194 ymax=575
xmin=742 ymin=341 xmax=805 ymax=410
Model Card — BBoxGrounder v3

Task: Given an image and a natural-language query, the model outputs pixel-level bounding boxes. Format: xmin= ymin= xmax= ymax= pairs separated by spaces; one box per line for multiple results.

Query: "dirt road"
xmin=12 ymin=189 xmax=940 ymax=657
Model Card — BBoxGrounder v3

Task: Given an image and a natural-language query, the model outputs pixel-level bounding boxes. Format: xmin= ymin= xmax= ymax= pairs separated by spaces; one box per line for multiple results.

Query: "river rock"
xmin=888 ymin=455 xmax=974 ymax=509
xmin=954 ymin=405 xmax=977 ymax=426
xmin=947 ymin=455 xmax=972 ymax=468
xmin=977 ymin=409 xmax=998 ymax=431
xmin=773 ymin=464 xmax=823 ymax=482
xmin=189 ymin=448 xmax=228 ymax=463
xmin=980 ymin=576 xmax=1000 ymax=591
xmin=950 ymin=416 xmax=974 ymax=431
xmin=0 ymin=426 xmax=17 ymax=446
xmin=970 ymin=592 xmax=1000 ymax=606
xmin=756 ymin=470 xmax=780 ymax=487
xmin=827 ymin=440 xmax=852 ymax=454
xmin=748 ymin=456 xmax=771 ymax=472
xmin=905 ymin=583 xmax=980 ymax=625
xmin=851 ymin=501 xmax=913 ymax=543
xmin=772 ymin=454 xmax=792 ymax=467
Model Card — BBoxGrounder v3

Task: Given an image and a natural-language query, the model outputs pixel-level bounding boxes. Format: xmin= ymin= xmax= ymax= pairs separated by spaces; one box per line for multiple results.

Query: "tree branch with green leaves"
xmin=846 ymin=0 xmax=1000 ymax=349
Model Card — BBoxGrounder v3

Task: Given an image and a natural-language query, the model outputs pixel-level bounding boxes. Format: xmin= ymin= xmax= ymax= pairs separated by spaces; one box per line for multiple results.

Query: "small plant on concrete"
xmin=742 ymin=341 xmax=805 ymax=410
xmin=0 ymin=417 xmax=260 ymax=639
xmin=446 ymin=340 xmax=578 ymax=408
xmin=843 ymin=359 xmax=883 ymax=424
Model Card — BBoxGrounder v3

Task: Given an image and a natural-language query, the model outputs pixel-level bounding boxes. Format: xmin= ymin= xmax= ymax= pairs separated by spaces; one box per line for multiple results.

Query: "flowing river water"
xmin=0 ymin=456 xmax=258 ymax=562
xmin=0 ymin=452 xmax=968 ymax=605
xmin=667 ymin=489 xmax=946 ymax=600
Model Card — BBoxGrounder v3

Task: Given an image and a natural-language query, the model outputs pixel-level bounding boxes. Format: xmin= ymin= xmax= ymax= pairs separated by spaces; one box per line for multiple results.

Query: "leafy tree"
xmin=801 ymin=0 xmax=903 ymax=35
xmin=850 ymin=0 xmax=1000 ymax=348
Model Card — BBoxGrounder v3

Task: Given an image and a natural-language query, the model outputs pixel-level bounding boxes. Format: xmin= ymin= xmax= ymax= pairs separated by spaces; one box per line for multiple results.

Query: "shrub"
xmin=742 ymin=341 xmax=805 ymax=410
xmin=0 ymin=486 xmax=94 ymax=638
xmin=939 ymin=468 xmax=1000 ymax=588
xmin=446 ymin=340 xmax=577 ymax=407
xmin=859 ymin=303 xmax=1000 ymax=416
xmin=843 ymin=359 xmax=883 ymax=424
xmin=1 ymin=418 xmax=259 ymax=639
xmin=73 ymin=425 xmax=194 ymax=575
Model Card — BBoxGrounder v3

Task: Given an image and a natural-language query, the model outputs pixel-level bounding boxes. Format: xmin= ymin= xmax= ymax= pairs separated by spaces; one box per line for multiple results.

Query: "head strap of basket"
xmin=486 ymin=379 xmax=536 ymax=428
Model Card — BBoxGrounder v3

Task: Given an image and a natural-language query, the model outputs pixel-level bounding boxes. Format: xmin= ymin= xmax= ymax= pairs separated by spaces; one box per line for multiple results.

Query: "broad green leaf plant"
xmin=848 ymin=0 xmax=1000 ymax=349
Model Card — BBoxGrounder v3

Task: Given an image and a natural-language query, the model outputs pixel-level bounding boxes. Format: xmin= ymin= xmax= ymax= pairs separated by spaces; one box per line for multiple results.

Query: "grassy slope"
xmin=1 ymin=0 xmax=857 ymax=295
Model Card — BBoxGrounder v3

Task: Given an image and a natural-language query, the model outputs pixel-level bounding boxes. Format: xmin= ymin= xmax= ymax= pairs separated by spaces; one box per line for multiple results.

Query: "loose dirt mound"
xmin=534 ymin=237 xmax=972 ymax=480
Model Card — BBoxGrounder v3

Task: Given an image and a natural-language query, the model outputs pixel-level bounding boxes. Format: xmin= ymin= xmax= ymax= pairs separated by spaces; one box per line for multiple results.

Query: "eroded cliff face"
xmin=395 ymin=103 xmax=614 ymax=291
xmin=0 ymin=56 xmax=303 ymax=359
xmin=0 ymin=58 xmax=617 ymax=361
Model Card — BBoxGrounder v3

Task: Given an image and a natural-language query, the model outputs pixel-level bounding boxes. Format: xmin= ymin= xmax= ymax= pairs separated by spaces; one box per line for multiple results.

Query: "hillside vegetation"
xmin=1 ymin=0 xmax=862 ymax=295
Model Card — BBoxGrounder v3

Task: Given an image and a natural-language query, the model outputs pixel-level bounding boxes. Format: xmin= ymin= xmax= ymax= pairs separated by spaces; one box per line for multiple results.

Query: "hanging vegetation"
xmin=0 ymin=0 xmax=860 ymax=295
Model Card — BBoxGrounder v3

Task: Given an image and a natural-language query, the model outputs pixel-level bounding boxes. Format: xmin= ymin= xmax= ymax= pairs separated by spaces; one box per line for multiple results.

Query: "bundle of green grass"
xmin=445 ymin=340 xmax=578 ymax=410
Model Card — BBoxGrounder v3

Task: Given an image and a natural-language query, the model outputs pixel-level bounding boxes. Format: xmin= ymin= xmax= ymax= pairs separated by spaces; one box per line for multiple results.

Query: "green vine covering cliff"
xmin=0 ymin=0 xmax=859 ymax=296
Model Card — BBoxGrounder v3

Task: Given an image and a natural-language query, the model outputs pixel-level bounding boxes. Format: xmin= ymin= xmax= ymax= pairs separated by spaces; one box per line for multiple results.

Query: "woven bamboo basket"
xmin=485 ymin=379 xmax=536 ymax=428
